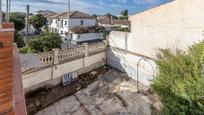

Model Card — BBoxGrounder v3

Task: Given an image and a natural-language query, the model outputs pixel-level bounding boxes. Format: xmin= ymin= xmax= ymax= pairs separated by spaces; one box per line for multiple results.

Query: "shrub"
xmin=70 ymin=26 xmax=106 ymax=34
xmin=152 ymin=41 xmax=204 ymax=115
xmin=112 ymin=26 xmax=129 ymax=32
xmin=14 ymin=32 xmax=25 ymax=48
xmin=20 ymin=32 xmax=62 ymax=53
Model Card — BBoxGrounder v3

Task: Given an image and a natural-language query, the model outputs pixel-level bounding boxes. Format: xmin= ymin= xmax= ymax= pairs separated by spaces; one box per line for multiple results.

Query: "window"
xmin=60 ymin=20 xmax=64 ymax=27
xmin=61 ymin=31 xmax=63 ymax=34
xmin=65 ymin=21 xmax=67 ymax=25
xmin=80 ymin=20 xmax=83 ymax=25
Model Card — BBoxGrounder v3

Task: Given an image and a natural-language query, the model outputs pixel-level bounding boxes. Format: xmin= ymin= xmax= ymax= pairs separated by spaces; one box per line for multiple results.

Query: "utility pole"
xmin=0 ymin=0 xmax=2 ymax=28
xmin=26 ymin=5 xmax=29 ymax=38
xmin=8 ymin=0 xmax=11 ymax=21
xmin=6 ymin=0 xmax=9 ymax=21
xmin=67 ymin=0 xmax=70 ymax=49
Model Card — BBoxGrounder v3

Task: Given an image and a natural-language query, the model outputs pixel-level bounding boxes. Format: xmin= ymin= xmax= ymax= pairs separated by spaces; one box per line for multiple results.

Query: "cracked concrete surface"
xmin=35 ymin=70 xmax=153 ymax=115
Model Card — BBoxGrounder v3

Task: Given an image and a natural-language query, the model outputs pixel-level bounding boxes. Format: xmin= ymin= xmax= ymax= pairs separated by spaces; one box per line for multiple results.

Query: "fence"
xmin=37 ymin=41 xmax=107 ymax=66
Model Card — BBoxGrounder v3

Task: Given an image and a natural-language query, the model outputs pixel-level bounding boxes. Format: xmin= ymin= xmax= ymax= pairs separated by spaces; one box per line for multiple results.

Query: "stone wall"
xmin=22 ymin=41 xmax=107 ymax=93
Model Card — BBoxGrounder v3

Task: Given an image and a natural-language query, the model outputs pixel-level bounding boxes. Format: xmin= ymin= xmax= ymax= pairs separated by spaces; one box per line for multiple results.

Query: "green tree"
xmin=120 ymin=10 xmax=128 ymax=19
xmin=20 ymin=32 xmax=62 ymax=53
xmin=152 ymin=41 xmax=204 ymax=115
xmin=10 ymin=12 xmax=26 ymax=48
xmin=10 ymin=12 xmax=26 ymax=31
xmin=92 ymin=14 xmax=97 ymax=18
xmin=29 ymin=14 xmax=46 ymax=30
xmin=121 ymin=9 xmax=128 ymax=17
xmin=14 ymin=32 xmax=25 ymax=48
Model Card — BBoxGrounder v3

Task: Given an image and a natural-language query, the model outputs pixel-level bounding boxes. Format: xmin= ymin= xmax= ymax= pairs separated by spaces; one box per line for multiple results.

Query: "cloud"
xmin=11 ymin=0 xmax=102 ymax=13
xmin=133 ymin=0 xmax=159 ymax=5
xmin=12 ymin=0 xmax=65 ymax=5
xmin=117 ymin=0 xmax=127 ymax=3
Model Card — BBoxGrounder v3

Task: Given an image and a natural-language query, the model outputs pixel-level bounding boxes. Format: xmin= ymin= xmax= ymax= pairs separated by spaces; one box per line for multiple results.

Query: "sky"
xmin=2 ymin=0 xmax=172 ymax=15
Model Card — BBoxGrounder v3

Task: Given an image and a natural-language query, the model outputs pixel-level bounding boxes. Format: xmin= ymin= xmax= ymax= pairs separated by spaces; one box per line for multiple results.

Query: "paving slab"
xmin=35 ymin=70 xmax=154 ymax=115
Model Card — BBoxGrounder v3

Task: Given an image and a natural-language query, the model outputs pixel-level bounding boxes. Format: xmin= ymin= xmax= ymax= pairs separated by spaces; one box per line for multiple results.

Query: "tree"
xmin=14 ymin=32 xmax=25 ymax=48
xmin=92 ymin=14 xmax=97 ymax=18
xmin=29 ymin=14 xmax=46 ymax=31
xmin=20 ymin=32 xmax=62 ymax=53
xmin=10 ymin=12 xmax=26 ymax=31
xmin=10 ymin=12 xmax=26 ymax=48
xmin=152 ymin=41 xmax=204 ymax=114
xmin=120 ymin=10 xmax=128 ymax=19
xmin=121 ymin=9 xmax=128 ymax=17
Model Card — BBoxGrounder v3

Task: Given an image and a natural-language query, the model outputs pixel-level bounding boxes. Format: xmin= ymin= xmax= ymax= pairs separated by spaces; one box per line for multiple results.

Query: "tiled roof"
xmin=44 ymin=13 xmax=57 ymax=18
xmin=49 ymin=11 xmax=96 ymax=19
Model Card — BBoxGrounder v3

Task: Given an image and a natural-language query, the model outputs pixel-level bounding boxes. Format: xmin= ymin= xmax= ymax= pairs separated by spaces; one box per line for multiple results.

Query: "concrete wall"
xmin=108 ymin=0 xmax=204 ymax=86
xmin=22 ymin=52 xmax=106 ymax=92
xmin=107 ymin=47 xmax=156 ymax=86
xmin=128 ymin=0 xmax=204 ymax=57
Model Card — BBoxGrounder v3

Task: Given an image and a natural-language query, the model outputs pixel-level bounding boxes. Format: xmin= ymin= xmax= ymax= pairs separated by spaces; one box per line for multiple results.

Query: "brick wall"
xmin=0 ymin=23 xmax=15 ymax=115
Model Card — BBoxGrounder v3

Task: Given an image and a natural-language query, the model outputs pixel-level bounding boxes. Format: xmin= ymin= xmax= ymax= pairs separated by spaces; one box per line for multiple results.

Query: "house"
xmin=48 ymin=11 xmax=96 ymax=37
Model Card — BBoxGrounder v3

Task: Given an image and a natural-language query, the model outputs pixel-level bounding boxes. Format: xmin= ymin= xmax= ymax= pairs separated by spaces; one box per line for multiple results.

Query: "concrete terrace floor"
xmin=35 ymin=70 xmax=157 ymax=115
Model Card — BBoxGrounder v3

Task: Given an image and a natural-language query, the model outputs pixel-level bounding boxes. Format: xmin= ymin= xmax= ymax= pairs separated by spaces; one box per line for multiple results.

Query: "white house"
xmin=48 ymin=11 xmax=97 ymax=39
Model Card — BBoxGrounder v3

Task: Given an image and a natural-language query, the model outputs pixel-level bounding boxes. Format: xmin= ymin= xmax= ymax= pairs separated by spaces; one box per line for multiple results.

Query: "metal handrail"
xmin=136 ymin=57 xmax=156 ymax=92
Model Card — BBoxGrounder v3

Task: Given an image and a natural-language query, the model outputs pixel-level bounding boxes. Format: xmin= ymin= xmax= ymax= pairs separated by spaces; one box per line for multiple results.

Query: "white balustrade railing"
xmin=38 ymin=51 xmax=54 ymax=66
xmin=58 ymin=46 xmax=85 ymax=62
xmin=37 ymin=41 xmax=106 ymax=66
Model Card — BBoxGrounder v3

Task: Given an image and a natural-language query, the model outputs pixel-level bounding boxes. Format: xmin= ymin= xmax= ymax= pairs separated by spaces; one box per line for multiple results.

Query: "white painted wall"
xmin=22 ymin=52 xmax=106 ymax=91
xmin=128 ymin=0 xmax=204 ymax=58
xmin=107 ymin=47 xmax=156 ymax=86
xmin=72 ymin=33 xmax=104 ymax=44
xmin=50 ymin=18 xmax=96 ymax=35
xmin=108 ymin=0 xmax=204 ymax=86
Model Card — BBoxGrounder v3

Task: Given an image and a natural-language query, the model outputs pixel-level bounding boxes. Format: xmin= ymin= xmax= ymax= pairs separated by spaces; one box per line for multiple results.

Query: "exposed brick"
xmin=2 ymin=22 xmax=14 ymax=29
xmin=0 ymin=77 xmax=12 ymax=85
xmin=0 ymin=72 xmax=12 ymax=80
xmin=0 ymin=83 xmax=13 ymax=93
xmin=0 ymin=96 xmax=12 ymax=105
xmin=0 ymin=101 xmax=13 ymax=113
xmin=0 ymin=62 xmax=12 ymax=70
xmin=0 ymin=52 xmax=12 ymax=59
xmin=7 ymin=111 xmax=15 ymax=115
xmin=0 ymin=68 xmax=12 ymax=75
xmin=0 ymin=57 xmax=12 ymax=64
xmin=0 ymin=22 xmax=17 ymax=115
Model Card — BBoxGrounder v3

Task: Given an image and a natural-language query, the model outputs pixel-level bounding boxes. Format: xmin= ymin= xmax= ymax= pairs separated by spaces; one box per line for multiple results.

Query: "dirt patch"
xmin=26 ymin=66 xmax=109 ymax=115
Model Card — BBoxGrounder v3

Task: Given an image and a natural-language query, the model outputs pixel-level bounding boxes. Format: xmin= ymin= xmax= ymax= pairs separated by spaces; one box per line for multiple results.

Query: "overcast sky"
xmin=2 ymin=0 xmax=171 ymax=15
